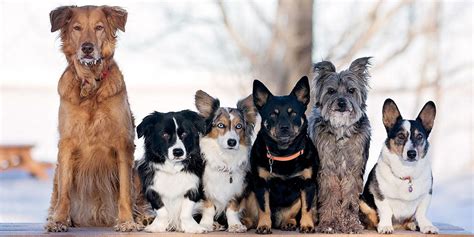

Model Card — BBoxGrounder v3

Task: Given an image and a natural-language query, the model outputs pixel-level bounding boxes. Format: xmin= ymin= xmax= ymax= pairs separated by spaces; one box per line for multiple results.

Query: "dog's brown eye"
xmin=235 ymin=123 xmax=242 ymax=129
xmin=328 ymin=88 xmax=336 ymax=94
xmin=217 ymin=123 xmax=225 ymax=129
xmin=162 ymin=133 xmax=169 ymax=139
xmin=397 ymin=133 xmax=405 ymax=140
xmin=181 ymin=132 xmax=187 ymax=138
xmin=73 ymin=26 xmax=82 ymax=31
xmin=348 ymin=88 xmax=356 ymax=94
xmin=95 ymin=25 xmax=104 ymax=31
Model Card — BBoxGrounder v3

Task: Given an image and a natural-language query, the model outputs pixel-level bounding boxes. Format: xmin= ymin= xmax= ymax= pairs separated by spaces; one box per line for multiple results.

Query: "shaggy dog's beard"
xmin=320 ymin=99 xmax=363 ymax=128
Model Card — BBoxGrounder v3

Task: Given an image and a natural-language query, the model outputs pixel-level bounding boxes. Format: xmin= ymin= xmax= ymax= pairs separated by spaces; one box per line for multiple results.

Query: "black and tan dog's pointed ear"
xmin=50 ymin=6 xmax=75 ymax=32
xmin=195 ymin=90 xmax=220 ymax=119
xmin=349 ymin=57 xmax=372 ymax=79
xmin=137 ymin=112 xmax=161 ymax=139
xmin=312 ymin=61 xmax=336 ymax=80
xmin=102 ymin=6 xmax=127 ymax=32
xmin=417 ymin=101 xmax=436 ymax=136
xmin=382 ymin=99 xmax=402 ymax=133
xmin=253 ymin=80 xmax=273 ymax=110
xmin=290 ymin=76 xmax=310 ymax=106
xmin=237 ymin=94 xmax=258 ymax=127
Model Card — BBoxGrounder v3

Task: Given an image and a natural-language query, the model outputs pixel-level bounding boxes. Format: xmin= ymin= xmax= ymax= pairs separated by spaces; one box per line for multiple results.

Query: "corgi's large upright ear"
xmin=290 ymin=76 xmax=310 ymax=107
xmin=195 ymin=90 xmax=220 ymax=119
xmin=237 ymin=94 xmax=258 ymax=138
xmin=382 ymin=99 xmax=402 ymax=133
xmin=416 ymin=101 xmax=436 ymax=136
xmin=253 ymin=80 xmax=273 ymax=111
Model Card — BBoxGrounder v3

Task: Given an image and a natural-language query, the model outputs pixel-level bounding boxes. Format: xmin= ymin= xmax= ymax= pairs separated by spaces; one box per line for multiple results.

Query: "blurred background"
xmin=0 ymin=0 xmax=472 ymax=232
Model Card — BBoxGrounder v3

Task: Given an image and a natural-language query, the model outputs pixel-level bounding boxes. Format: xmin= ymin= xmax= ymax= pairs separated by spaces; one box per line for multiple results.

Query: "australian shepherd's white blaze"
xmin=360 ymin=99 xmax=438 ymax=235
xmin=195 ymin=90 xmax=257 ymax=233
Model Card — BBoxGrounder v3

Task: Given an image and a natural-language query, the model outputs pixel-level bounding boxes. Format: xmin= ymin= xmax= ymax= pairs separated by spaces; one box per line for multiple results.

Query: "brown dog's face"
xmin=50 ymin=5 xmax=127 ymax=65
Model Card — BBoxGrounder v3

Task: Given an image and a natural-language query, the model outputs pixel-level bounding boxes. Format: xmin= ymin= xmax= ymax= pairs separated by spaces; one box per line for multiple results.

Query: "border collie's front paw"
xmin=420 ymin=225 xmax=439 ymax=234
xmin=182 ymin=221 xmax=207 ymax=234
xmin=44 ymin=221 xmax=68 ymax=232
xmin=256 ymin=225 xmax=272 ymax=234
xmin=114 ymin=221 xmax=143 ymax=232
xmin=228 ymin=223 xmax=247 ymax=233
xmin=377 ymin=225 xmax=394 ymax=234
xmin=144 ymin=220 xmax=168 ymax=233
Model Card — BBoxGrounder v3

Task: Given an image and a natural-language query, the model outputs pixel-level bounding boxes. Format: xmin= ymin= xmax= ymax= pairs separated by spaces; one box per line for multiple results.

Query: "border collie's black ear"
xmin=382 ymin=99 xmax=402 ymax=133
xmin=417 ymin=101 xmax=436 ymax=136
xmin=182 ymin=110 xmax=206 ymax=135
xmin=50 ymin=6 xmax=76 ymax=32
xmin=290 ymin=76 xmax=310 ymax=106
xmin=137 ymin=112 xmax=161 ymax=139
xmin=253 ymin=80 xmax=273 ymax=111
xmin=195 ymin=90 xmax=220 ymax=119
xmin=312 ymin=61 xmax=336 ymax=80
xmin=102 ymin=6 xmax=127 ymax=32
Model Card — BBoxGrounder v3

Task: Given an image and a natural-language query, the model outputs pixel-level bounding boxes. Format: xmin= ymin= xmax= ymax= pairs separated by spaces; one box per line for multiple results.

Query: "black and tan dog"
xmin=243 ymin=77 xmax=319 ymax=234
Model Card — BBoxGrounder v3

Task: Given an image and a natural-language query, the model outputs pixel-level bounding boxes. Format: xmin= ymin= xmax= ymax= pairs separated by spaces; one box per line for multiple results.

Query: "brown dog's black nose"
xmin=337 ymin=98 xmax=347 ymax=109
xmin=81 ymin=42 xmax=94 ymax=55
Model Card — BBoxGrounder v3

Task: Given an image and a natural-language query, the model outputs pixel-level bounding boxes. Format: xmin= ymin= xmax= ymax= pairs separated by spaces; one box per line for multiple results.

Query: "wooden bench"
xmin=0 ymin=145 xmax=52 ymax=180
xmin=0 ymin=223 xmax=469 ymax=236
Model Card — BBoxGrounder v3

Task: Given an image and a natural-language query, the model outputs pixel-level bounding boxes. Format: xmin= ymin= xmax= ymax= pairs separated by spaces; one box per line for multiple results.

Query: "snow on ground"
xmin=0 ymin=169 xmax=472 ymax=232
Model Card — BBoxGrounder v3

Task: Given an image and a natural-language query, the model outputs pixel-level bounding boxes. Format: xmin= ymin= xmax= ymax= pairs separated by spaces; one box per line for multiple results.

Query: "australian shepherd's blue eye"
xmin=348 ymin=88 xmax=356 ymax=94
xmin=217 ymin=123 xmax=225 ymax=129
xmin=328 ymin=88 xmax=336 ymax=94
xmin=235 ymin=123 xmax=242 ymax=129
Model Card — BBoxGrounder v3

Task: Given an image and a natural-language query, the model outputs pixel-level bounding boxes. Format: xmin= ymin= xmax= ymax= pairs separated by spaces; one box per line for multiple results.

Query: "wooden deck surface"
xmin=0 ymin=223 xmax=470 ymax=236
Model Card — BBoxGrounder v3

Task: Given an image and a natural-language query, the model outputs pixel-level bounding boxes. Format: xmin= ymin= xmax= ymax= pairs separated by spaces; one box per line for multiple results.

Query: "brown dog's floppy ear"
xmin=312 ymin=61 xmax=336 ymax=80
xmin=253 ymin=80 xmax=273 ymax=111
xmin=349 ymin=57 xmax=372 ymax=79
xmin=102 ymin=6 xmax=127 ymax=32
xmin=416 ymin=101 xmax=436 ymax=136
xmin=382 ymin=98 xmax=402 ymax=133
xmin=195 ymin=90 xmax=220 ymax=119
xmin=50 ymin=6 xmax=75 ymax=32
xmin=290 ymin=76 xmax=310 ymax=106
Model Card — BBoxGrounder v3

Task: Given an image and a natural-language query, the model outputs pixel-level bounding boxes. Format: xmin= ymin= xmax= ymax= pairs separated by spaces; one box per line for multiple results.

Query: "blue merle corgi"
xmin=360 ymin=99 xmax=438 ymax=234
xmin=136 ymin=110 xmax=207 ymax=233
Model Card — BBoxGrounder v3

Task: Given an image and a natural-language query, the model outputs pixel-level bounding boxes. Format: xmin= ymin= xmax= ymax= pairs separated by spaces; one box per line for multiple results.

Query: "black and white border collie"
xmin=136 ymin=110 xmax=207 ymax=233
xmin=360 ymin=99 xmax=438 ymax=234
xmin=194 ymin=90 xmax=258 ymax=233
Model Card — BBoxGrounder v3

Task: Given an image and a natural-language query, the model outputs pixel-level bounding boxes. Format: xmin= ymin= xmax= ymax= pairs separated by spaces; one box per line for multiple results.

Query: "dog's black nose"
xmin=407 ymin=150 xmax=417 ymax=159
xmin=227 ymin=139 xmax=237 ymax=147
xmin=81 ymin=42 xmax=94 ymax=55
xmin=173 ymin=148 xmax=184 ymax=157
xmin=337 ymin=98 xmax=347 ymax=109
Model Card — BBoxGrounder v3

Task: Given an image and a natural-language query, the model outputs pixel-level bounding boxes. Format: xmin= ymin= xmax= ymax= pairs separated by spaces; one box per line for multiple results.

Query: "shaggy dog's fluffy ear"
xmin=312 ymin=61 xmax=336 ymax=80
xmin=417 ymin=101 xmax=436 ymax=136
xmin=349 ymin=57 xmax=372 ymax=80
xmin=253 ymin=80 xmax=273 ymax=111
xmin=50 ymin=6 xmax=76 ymax=32
xmin=102 ymin=6 xmax=127 ymax=32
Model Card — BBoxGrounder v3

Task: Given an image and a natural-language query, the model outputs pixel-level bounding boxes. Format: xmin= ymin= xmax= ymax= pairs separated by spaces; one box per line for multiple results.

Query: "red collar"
xmin=99 ymin=67 xmax=109 ymax=81
xmin=266 ymin=146 xmax=304 ymax=162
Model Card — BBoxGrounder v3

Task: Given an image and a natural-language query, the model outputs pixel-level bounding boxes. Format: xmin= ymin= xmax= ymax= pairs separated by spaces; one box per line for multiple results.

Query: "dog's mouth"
xmin=79 ymin=56 xmax=102 ymax=66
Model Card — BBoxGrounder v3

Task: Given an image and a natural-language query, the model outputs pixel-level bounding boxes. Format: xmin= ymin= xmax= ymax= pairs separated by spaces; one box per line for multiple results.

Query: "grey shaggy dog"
xmin=308 ymin=57 xmax=372 ymax=234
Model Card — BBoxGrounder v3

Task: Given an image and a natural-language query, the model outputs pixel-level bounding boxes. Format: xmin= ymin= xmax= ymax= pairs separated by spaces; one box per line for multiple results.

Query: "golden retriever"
xmin=45 ymin=5 xmax=152 ymax=232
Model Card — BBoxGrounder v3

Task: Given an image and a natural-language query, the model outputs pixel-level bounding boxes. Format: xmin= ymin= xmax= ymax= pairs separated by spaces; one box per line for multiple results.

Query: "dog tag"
xmin=229 ymin=171 xmax=233 ymax=183
xmin=268 ymin=158 xmax=273 ymax=174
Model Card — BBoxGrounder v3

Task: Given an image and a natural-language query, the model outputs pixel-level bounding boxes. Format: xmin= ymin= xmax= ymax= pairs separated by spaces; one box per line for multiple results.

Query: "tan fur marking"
xmin=359 ymin=200 xmax=378 ymax=229
xmin=257 ymin=192 xmax=272 ymax=230
xmin=300 ymin=190 xmax=314 ymax=231
xmin=258 ymin=167 xmax=271 ymax=181
xmin=241 ymin=192 xmax=258 ymax=229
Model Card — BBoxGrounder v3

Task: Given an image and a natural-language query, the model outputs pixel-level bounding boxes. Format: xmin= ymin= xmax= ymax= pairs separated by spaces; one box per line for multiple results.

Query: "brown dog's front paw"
xmin=135 ymin=214 xmax=155 ymax=226
xmin=256 ymin=225 xmax=272 ymax=234
xmin=300 ymin=225 xmax=315 ymax=233
xmin=114 ymin=221 xmax=143 ymax=232
xmin=44 ymin=221 xmax=69 ymax=232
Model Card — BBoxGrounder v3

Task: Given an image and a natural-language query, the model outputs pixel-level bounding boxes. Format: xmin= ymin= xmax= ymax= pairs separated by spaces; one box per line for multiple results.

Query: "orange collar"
xmin=266 ymin=146 xmax=304 ymax=162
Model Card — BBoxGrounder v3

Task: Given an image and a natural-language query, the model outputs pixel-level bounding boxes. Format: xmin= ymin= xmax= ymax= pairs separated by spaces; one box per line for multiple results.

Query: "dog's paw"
xmin=281 ymin=220 xmax=297 ymax=231
xmin=344 ymin=222 xmax=364 ymax=234
xmin=44 ymin=221 xmax=68 ymax=232
xmin=420 ymin=225 xmax=439 ymax=234
xmin=228 ymin=223 xmax=247 ymax=233
xmin=144 ymin=220 xmax=169 ymax=233
xmin=114 ymin=221 xmax=143 ymax=232
xmin=256 ymin=225 xmax=272 ymax=234
xmin=136 ymin=214 xmax=156 ymax=226
xmin=300 ymin=225 xmax=315 ymax=233
xmin=316 ymin=225 xmax=335 ymax=234
xmin=406 ymin=221 xmax=418 ymax=231
xmin=182 ymin=223 xmax=207 ymax=234
xmin=377 ymin=225 xmax=394 ymax=234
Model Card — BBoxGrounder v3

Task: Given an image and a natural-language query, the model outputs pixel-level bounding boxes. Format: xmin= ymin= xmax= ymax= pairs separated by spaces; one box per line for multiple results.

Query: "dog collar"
xmin=399 ymin=176 xmax=413 ymax=192
xmin=266 ymin=146 xmax=304 ymax=162
xmin=96 ymin=67 xmax=109 ymax=81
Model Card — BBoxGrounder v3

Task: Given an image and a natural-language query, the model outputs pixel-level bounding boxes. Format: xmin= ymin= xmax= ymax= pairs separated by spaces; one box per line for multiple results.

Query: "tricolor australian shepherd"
xmin=244 ymin=77 xmax=319 ymax=234
xmin=194 ymin=90 xmax=257 ymax=233
xmin=136 ymin=110 xmax=207 ymax=233
xmin=360 ymin=99 xmax=438 ymax=234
